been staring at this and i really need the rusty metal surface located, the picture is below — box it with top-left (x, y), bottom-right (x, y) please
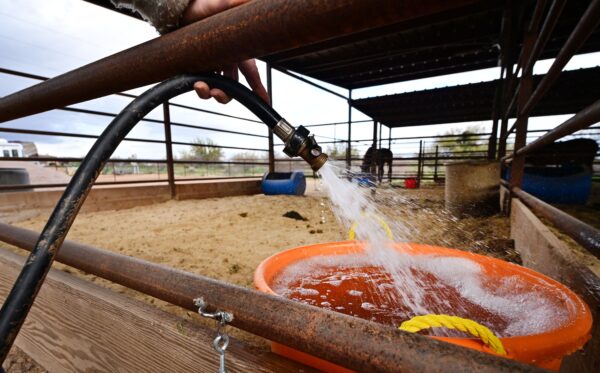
top-left (511, 187), bottom-right (600, 258)
top-left (0, 223), bottom-right (545, 373)
top-left (509, 26), bottom-right (536, 189)
top-left (520, 0), bottom-right (600, 118)
top-left (0, 67), bottom-right (262, 124)
top-left (162, 103), bottom-right (176, 198)
top-left (515, 99), bottom-right (600, 157)
top-left (0, 0), bottom-right (478, 123)
top-left (522, 0), bottom-right (567, 76)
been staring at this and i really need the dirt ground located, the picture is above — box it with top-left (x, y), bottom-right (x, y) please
top-left (2, 183), bottom-right (517, 372)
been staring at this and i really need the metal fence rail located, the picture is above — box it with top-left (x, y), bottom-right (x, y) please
top-left (496, 0), bottom-right (600, 260)
top-left (0, 222), bottom-right (543, 373)
top-left (0, 68), bottom-right (270, 193)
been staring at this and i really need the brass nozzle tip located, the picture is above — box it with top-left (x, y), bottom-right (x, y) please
top-left (310, 153), bottom-right (328, 171)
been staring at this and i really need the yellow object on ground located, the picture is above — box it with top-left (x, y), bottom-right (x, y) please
top-left (348, 213), bottom-right (394, 240)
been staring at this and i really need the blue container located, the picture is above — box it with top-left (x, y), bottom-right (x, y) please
top-left (261, 171), bottom-right (306, 196)
top-left (505, 165), bottom-right (592, 204)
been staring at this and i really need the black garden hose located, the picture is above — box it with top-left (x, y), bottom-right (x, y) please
top-left (0, 74), bottom-right (327, 361)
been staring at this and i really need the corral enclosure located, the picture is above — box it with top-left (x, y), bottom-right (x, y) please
top-left (1, 1), bottom-right (600, 372)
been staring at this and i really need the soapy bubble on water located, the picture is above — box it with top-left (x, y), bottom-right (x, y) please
top-left (273, 250), bottom-right (571, 336)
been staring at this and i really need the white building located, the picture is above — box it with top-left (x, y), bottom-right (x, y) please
top-left (0, 139), bottom-right (24, 158)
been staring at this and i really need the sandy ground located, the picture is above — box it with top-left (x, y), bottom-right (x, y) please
top-left (2, 183), bottom-right (516, 371)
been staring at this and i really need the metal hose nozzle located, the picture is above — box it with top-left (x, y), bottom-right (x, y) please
top-left (273, 120), bottom-right (328, 171)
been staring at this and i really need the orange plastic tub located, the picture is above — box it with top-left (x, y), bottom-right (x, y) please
top-left (254, 241), bottom-right (592, 371)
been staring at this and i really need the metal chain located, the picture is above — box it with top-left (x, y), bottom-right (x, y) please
top-left (194, 297), bottom-right (234, 373)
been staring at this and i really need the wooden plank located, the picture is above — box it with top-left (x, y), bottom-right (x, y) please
top-left (0, 181), bottom-right (262, 224)
top-left (510, 199), bottom-right (600, 373)
top-left (0, 249), bottom-right (311, 373)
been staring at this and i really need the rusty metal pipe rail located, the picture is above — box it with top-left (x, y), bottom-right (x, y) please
top-left (502, 99), bottom-right (600, 162)
top-left (510, 187), bottom-right (600, 258)
top-left (0, 223), bottom-right (542, 373)
top-left (522, 0), bottom-right (566, 76)
top-left (0, 0), bottom-right (479, 123)
top-left (0, 67), bottom-right (262, 124)
top-left (518, 0), bottom-right (600, 123)
top-left (515, 99), bottom-right (600, 157)
top-left (503, 0), bottom-right (600, 138)
top-left (503, 0), bottom-right (566, 122)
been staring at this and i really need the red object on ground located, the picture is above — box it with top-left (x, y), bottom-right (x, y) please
top-left (405, 178), bottom-right (418, 188)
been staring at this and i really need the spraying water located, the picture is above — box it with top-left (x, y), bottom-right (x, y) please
top-left (275, 161), bottom-right (571, 337)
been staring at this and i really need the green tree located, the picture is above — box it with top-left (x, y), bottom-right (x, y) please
top-left (230, 151), bottom-right (267, 161)
top-left (179, 138), bottom-right (223, 161)
top-left (434, 125), bottom-right (487, 155)
top-left (325, 144), bottom-right (359, 159)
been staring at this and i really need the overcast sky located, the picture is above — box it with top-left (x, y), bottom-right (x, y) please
top-left (0, 0), bottom-right (598, 160)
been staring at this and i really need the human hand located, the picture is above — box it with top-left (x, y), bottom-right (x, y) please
top-left (182, 0), bottom-right (269, 104)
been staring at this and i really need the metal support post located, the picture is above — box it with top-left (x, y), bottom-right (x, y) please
top-left (266, 64), bottom-right (275, 173)
top-left (434, 145), bottom-right (439, 182)
top-left (417, 140), bottom-right (423, 187)
top-left (372, 120), bottom-right (378, 148)
top-left (497, 1), bottom-right (516, 159)
top-left (163, 103), bottom-right (176, 198)
top-left (346, 90), bottom-right (352, 169)
top-left (488, 68), bottom-right (504, 160)
top-left (510, 31), bottom-right (535, 189)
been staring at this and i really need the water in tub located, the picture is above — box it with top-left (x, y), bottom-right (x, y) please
top-left (272, 161), bottom-right (571, 338)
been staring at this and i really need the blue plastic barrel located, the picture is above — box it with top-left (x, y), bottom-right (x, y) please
top-left (261, 171), bottom-right (306, 196)
top-left (504, 165), bottom-right (592, 204)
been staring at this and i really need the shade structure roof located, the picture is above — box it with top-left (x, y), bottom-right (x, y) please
top-left (263, 1), bottom-right (600, 89)
top-left (350, 67), bottom-right (600, 128)
top-left (88, 0), bottom-right (600, 91)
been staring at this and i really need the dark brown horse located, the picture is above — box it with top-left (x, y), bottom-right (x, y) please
top-left (525, 138), bottom-right (598, 167)
top-left (361, 146), bottom-right (393, 183)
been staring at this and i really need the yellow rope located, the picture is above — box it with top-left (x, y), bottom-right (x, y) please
top-left (348, 213), bottom-right (394, 240)
top-left (399, 314), bottom-right (507, 355)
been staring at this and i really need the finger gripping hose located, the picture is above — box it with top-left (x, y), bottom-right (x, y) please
top-left (0, 74), bottom-right (324, 361)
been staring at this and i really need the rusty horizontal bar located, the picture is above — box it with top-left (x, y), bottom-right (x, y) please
top-left (515, 99), bottom-right (600, 157)
top-left (0, 67), bottom-right (262, 124)
top-left (1, 156), bottom-right (167, 163)
top-left (0, 127), bottom-right (165, 144)
top-left (0, 176), bottom-right (263, 191)
top-left (0, 0), bottom-right (481, 123)
top-left (511, 187), bottom-right (600, 258)
top-left (502, 99), bottom-right (600, 163)
top-left (0, 223), bottom-right (541, 372)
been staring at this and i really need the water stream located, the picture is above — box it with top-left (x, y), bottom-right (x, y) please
top-left (275, 161), bottom-right (571, 337)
